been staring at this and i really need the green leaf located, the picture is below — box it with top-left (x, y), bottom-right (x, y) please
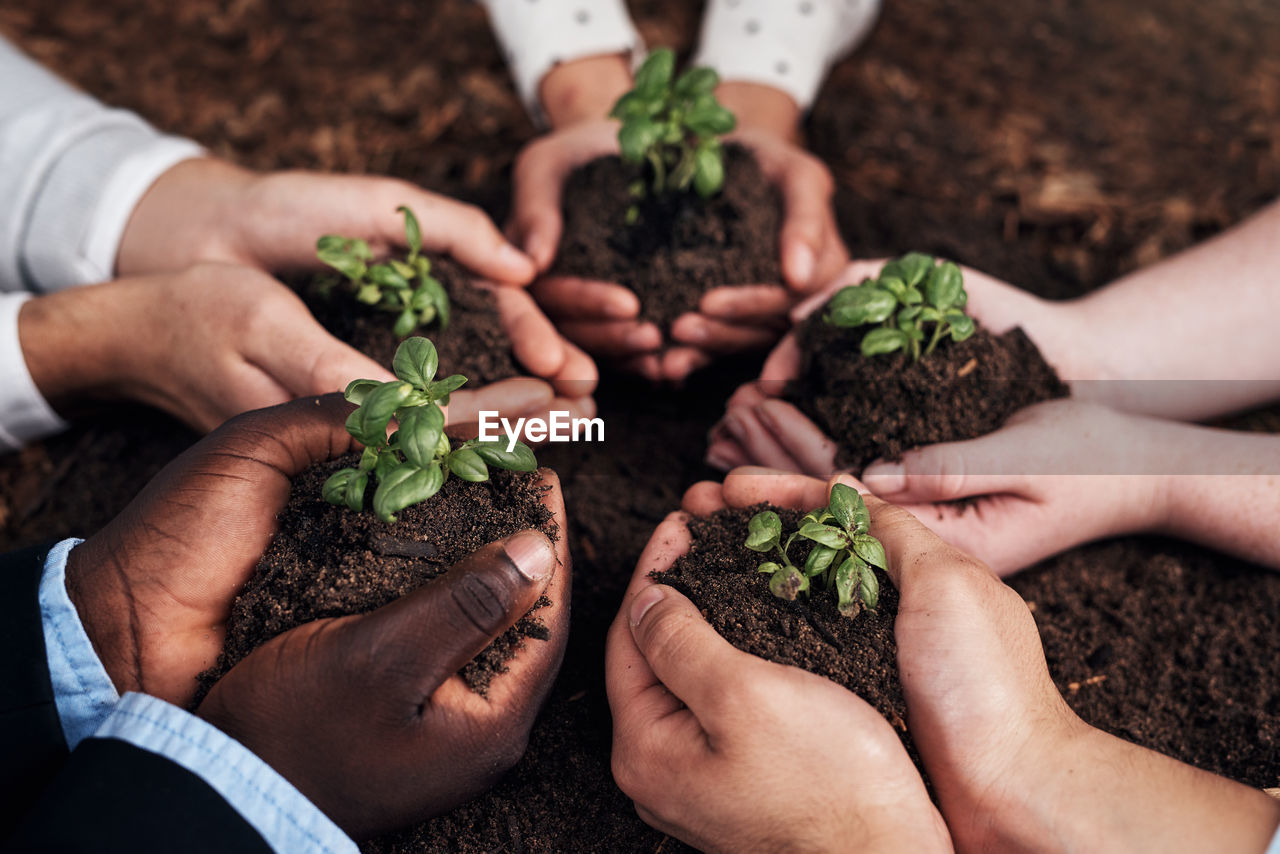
top-left (860, 327), bottom-right (910, 357)
top-left (397, 404), bottom-right (445, 469)
top-left (343, 379), bottom-right (381, 405)
top-left (803, 545), bottom-right (838, 578)
top-left (684, 97), bottom-right (736, 137)
top-left (322, 468), bottom-right (359, 505)
top-left (745, 510), bottom-right (782, 551)
top-left (354, 283), bottom-right (381, 305)
top-left (421, 275), bottom-right (450, 331)
top-left (768, 564), bottom-right (808, 601)
top-left (392, 337), bottom-right (438, 389)
top-left (369, 264), bottom-right (410, 291)
top-left (896, 305), bottom-right (922, 332)
top-left (948, 313), bottom-right (976, 341)
top-left (834, 554), bottom-right (868, 617)
top-left (926, 261), bottom-right (964, 311)
top-left (610, 91), bottom-right (649, 121)
top-left (634, 48), bottom-right (675, 99)
top-left (851, 533), bottom-right (887, 569)
top-left (345, 470), bottom-right (368, 512)
top-left (692, 145), bottom-right (725, 197)
top-left (372, 462), bottom-right (444, 523)
top-left (859, 562), bottom-right (881, 610)
top-left (757, 560), bottom-right (782, 575)
top-left (900, 286), bottom-right (924, 306)
top-left (346, 381), bottom-right (413, 445)
top-left (877, 276), bottom-right (908, 301)
top-left (374, 450), bottom-right (400, 482)
top-left (619, 116), bottom-right (662, 164)
top-left (393, 308), bottom-right (418, 338)
top-left (827, 286), bottom-right (897, 327)
top-left (447, 448), bottom-right (489, 482)
top-left (828, 483), bottom-right (868, 534)
top-left (316, 236), bottom-right (369, 281)
top-left (797, 522), bottom-right (850, 550)
top-left (878, 259), bottom-right (908, 284)
top-left (359, 444), bottom-right (379, 471)
top-left (398, 206), bottom-right (422, 257)
top-left (673, 66), bottom-right (719, 98)
top-left (920, 306), bottom-right (942, 322)
top-left (474, 439), bottom-right (538, 472)
top-left (898, 252), bottom-right (934, 287)
top-left (390, 259), bottom-right (417, 280)
top-left (427, 374), bottom-right (467, 403)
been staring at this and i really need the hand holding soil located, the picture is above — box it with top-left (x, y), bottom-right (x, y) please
top-left (62, 394), bottom-right (360, 708)
top-left (605, 500), bottom-right (950, 854)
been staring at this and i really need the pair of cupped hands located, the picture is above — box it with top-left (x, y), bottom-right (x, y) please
top-left (73, 395), bottom-right (1278, 851)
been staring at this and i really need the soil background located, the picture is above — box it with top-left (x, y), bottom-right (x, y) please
top-left (2, 1), bottom-right (1279, 851)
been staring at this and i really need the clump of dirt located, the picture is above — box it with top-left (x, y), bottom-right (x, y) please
top-left (197, 451), bottom-right (555, 701)
top-left (655, 504), bottom-right (918, 767)
top-left (789, 316), bottom-right (1068, 471)
top-left (299, 255), bottom-right (519, 385)
top-left (553, 145), bottom-right (783, 330)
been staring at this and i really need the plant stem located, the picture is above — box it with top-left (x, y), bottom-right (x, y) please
top-left (924, 321), bottom-right (948, 358)
top-left (647, 150), bottom-right (667, 195)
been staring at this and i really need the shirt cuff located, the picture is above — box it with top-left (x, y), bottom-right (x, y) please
top-left (694, 0), bottom-right (881, 110)
top-left (1267, 821), bottom-right (1280, 854)
top-left (478, 0), bottom-right (644, 123)
top-left (94, 693), bottom-right (358, 854)
top-left (38, 537), bottom-right (118, 748)
top-left (22, 123), bottom-right (205, 292)
top-left (0, 292), bottom-right (67, 451)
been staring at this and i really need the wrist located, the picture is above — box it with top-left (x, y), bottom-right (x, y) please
top-left (17, 286), bottom-right (123, 414)
top-left (539, 54), bottom-right (634, 129)
top-left (716, 82), bottom-right (802, 143)
top-left (858, 799), bottom-right (953, 854)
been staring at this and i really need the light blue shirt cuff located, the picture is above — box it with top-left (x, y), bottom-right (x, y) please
top-left (38, 537), bottom-right (119, 748)
top-left (94, 692), bottom-right (357, 854)
top-left (1267, 821), bottom-right (1280, 854)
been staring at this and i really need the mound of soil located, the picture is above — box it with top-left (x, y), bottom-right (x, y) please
top-left (789, 317), bottom-right (1068, 471)
top-left (299, 255), bottom-right (519, 385)
top-left (196, 451), bottom-right (555, 701)
top-left (655, 505), bottom-right (916, 765)
top-left (553, 145), bottom-right (783, 330)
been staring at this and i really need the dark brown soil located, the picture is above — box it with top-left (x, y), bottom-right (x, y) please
top-left (656, 505), bottom-right (916, 762)
top-left (196, 451), bottom-right (556, 701)
top-left (298, 255), bottom-right (519, 385)
top-left (789, 318), bottom-right (1068, 471)
top-left (553, 145), bottom-right (783, 330)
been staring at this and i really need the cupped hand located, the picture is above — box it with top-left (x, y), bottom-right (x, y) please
top-left (117, 158), bottom-right (536, 285)
top-left (63, 394), bottom-right (359, 707)
top-left (605, 496), bottom-right (951, 852)
top-left (196, 472), bottom-right (571, 840)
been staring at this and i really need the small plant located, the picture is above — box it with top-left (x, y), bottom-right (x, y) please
top-left (316, 206), bottom-right (450, 338)
top-left (610, 47), bottom-right (736, 219)
top-left (744, 484), bottom-right (886, 617)
top-left (824, 253), bottom-right (976, 361)
top-left (323, 337), bottom-right (536, 523)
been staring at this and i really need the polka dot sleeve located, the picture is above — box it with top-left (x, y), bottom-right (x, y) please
top-left (693, 0), bottom-right (882, 110)
top-left (477, 0), bottom-right (644, 124)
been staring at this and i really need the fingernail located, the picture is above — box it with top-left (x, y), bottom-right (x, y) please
top-left (523, 232), bottom-right (552, 270)
top-left (504, 530), bottom-right (553, 582)
top-left (862, 461), bottom-right (905, 494)
top-left (626, 325), bottom-right (658, 349)
top-left (786, 243), bottom-right (815, 287)
top-left (629, 585), bottom-right (666, 628)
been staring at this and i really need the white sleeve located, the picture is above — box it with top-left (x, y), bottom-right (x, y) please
top-left (693, 0), bottom-right (882, 110)
top-left (0, 292), bottom-right (66, 451)
top-left (476, 0), bottom-right (644, 123)
top-left (0, 35), bottom-right (205, 294)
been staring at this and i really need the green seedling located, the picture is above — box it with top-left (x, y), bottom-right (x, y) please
top-left (316, 206), bottom-right (450, 338)
top-left (322, 336), bottom-right (536, 523)
top-left (745, 484), bottom-right (886, 617)
top-left (824, 252), bottom-right (976, 361)
top-left (609, 47), bottom-right (736, 221)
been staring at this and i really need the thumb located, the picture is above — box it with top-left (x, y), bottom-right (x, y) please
top-left (860, 431), bottom-right (1028, 503)
top-left (355, 529), bottom-right (557, 702)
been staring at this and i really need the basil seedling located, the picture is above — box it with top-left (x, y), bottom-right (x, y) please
top-left (316, 206), bottom-right (450, 338)
top-left (824, 252), bottom-right (976, 361)
top-left (745, 484), bottom-right (886, 616)
top-left (323, 336), bottom-right (537, 523)
top-left (609, 47), bottom-right (736, 222)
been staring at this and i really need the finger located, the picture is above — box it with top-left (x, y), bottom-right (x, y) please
top-left (484, 284), bottom-right (569, 379)
top-left (669, 314), bottom-right (781, 353)
top-left (207, 393), bottom-right (360, 480)
top-left (510, 139), bottom-right (573, 270)
top-left (755, 399), bottom-right (840, 477)
top-left (625, 584), bottom-right (752, 723)
top-left (723, 380), bottom-right (770, 414)
top-left (549, 340), bottom-right (599, 398)
top-left (776, 159), bottom-right (837, 292)
top-left (399, 189), bottom-right (536, 284)
top-left (445, 379), bottom-right (556, 435)
top-left (705, 436), bottom-right (752, 472)
top-left (789, 259), bottom-right (886, 323)
top-left (699, 285), bottom-right (792, 324)
top-left (364, 529), bottom-right (557, 700)
top-left (557, 319), bottom-right (662, 357)
top-left (681, 481), bottom-right (728, 515)
top-left (860, 432), bottom-right (1029, 502)
top-left (658, 347), bottom-right (712, 384)
top-left (530, 276), bottom-right (640, 321)
top-left (721, 466), bottom-right (830, 511)
top-left (619, 352), bottom-right (666, 383)
top-left (758, 333), bottom-right (801, 392)
top-left (719, 409), bottom-right (805, 472)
